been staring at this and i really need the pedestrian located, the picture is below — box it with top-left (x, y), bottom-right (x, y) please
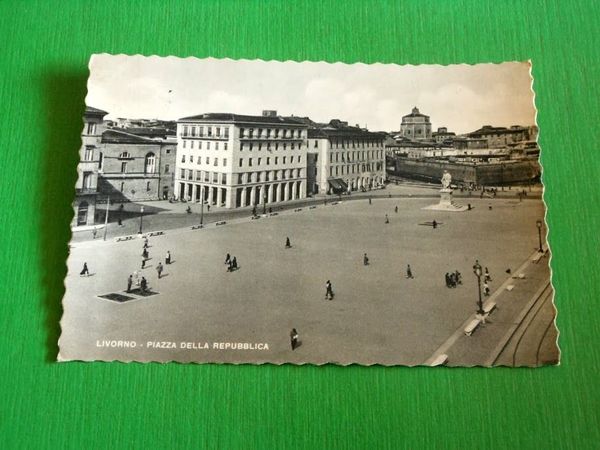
top-left (165, 250), bottom-right (171, 265)
top-left (142, 248), bottom-right (148, 259)
top-left (80, 262), bottom-right (89, 276)
top-left (325, 280), bottom-right (334, 300)
top-left (143, 238), bottom-right (148, 249)
top-left (252, 205), bottom-right (257, 217)
top-left (363, 253), bottom-right (369, 266)
top-left (290, 328), bottom-right (299, 351)
top-left (385, 214), bottom-right (389, 224)
top-left (118, 218), bottom-right (123, 226)
top-left (432, 220), bottom-right (437, 229)
top-left (156, 262), bottom-right (163, 279)
top-left (92, 228), bottom-right (97, 240)
top-left (141, 258), bottom-right (146, 269)
top-left (133, 270), bottom-right (140, 286)
top-left (445, 273), bottom-right (451, 288)
top-left (395, 205), bottom-right (398, 213)
top-left (232, 257), bottom-right (238, 270)
top-left (186, 205), bottom-right (191, 214)
top-left (285, 237), bottom-right (291, 248)
top-left (127, 274), bottom-right (132, 292)
top-left (225, 253), bottom-right (231, 265)
top-left (484, 267), bottom-right (492, 282)
top-left (207, 204), bottom-right (211, 212)
top-left (455, 270), bottom-right (462, 285)
top-left (406, 264), bottom-right (414, 279)
top-left (269, 207), bottom-right (273, 214)
top-left (368, 197), bottom-right (372, 205)
top-left (483, 281), bottom-right (490, 296)
top-left (140, 277), bottom-right (147, 293)
top-left (468, 203), bottom-right (472, 210)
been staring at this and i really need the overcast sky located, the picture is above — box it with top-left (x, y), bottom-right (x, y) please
top-left (87, 55), bottom-right (536, 134)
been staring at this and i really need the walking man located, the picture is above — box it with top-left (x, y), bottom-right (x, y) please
top-left (395, 205), bottom-right (398, 213)
top-left (484, 267), bottom-right (492, 282)
top-left (406, 264), bottom-right (414, 279)
top-left (285, 237), bottom-right (291, 248)
top-left (142, 248), bottom-right (148, 259)
top-left (165, 250), bottom-right (171, 265)
top-left (385, 214), bottom-right (389, 224)
top-left (92, 228), bottom-right (97, 240)
top-left (141, 258), bottom-right (146, 269)
top-left (325, 280), bottom-right (334, 300)
top-left (483, 281), bottom-right (490, 296)
top-left (156, 262), bottom-right (163, 279)
top-left (363, 253), bottom-right (369, 266)
top-left (140, 277), bottom-right (147, 293)
top-left (432, 220), bottom-right (437, 229)
top-left (225, 253), bottom-right (231, 265)
top-left (127, 274), bottom-right (132, 292)
top-left (232, 257), bottom-right (238, 270)
top-left (80, 262), bottom-right (89, 276)
top-left (369, 197), bottom-right (372, 205)
top-left (290, 328), bottom-right (299, 351)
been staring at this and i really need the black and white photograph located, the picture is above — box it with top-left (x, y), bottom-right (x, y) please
top-left (59, 55), bottom-right (558, 366)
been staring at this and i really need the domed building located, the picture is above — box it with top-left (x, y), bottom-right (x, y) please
top-left (400, 107), bottom-right (432, 140)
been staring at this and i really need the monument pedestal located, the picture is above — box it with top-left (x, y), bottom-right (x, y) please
top-left (422, 188), bottom-right (468, 212)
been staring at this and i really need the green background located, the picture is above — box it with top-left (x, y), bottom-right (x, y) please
top-left (1, 0), bottom-right (598, 448)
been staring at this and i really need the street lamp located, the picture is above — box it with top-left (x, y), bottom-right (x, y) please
top-left (473, 260), bottom-right (484, 316)
top-left (536, 219), bottom-right (543, 253)
top-left (200, 186), bottom-right (204, 227)
top-left (138, 206), bottom-right (144, 234)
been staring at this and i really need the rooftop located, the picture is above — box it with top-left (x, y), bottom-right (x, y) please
top-left (85, 106), bottom-right (109, 116)
top-left (178, 112), bottom-right (307, 126)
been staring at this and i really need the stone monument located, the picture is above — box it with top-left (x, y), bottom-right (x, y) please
top-left (423, 170), bottom-right (468, 212)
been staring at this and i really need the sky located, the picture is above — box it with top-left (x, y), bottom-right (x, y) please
top-left (87, 55), bottom-right (537, 134)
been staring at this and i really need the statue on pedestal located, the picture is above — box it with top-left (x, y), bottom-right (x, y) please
top-left (441, 170), bottom-right (452, 190)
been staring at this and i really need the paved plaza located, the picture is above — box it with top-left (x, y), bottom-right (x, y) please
top-left (59, 194), bottom-right (555, 366)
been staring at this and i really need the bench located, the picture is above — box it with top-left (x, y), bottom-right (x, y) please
top-left (464, 319), bottom-right (480, 336)
top-left (294, 208), bottom-right (303, 212)
top-left (215, 221), bottom-right (227, 226)
top-left (147, 230), bottom-right (165, 237)
top-left (190, 225), bottom-right (203, 230)
top-left (483, 302), bottom-right (497, 314)
top-left (430, 353), bottom-right (448, 366)
top-left (309, 206), bottom-right (317, 210)
top-left (251, 216), bottom-right (261, 220)
top-left (269, 212), bottom-right (279, 216)
top-left (115, 235), bottom-right (136, 242)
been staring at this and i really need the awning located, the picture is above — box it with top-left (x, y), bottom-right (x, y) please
top-left (328, 178), bottom-right (348, 192)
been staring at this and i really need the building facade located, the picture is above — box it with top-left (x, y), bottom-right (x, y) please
top-left (307, 120), bottom-right (386, 195)
top-left (98, 129), bottom-right (176, 202)
top-left (466, 125), bottom-right (533, 147)
top-left (175, 112), bottom-right (308, 209)
top-left (399, 107), bottom-right (432, 140)
top-left (72, 106), bottom-right (108, 226)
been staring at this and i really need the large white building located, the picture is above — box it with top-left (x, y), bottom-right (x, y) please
top-left (306, 120), bottom-right (386, 194)
top-left (175, 112), bottom-right (308, 208)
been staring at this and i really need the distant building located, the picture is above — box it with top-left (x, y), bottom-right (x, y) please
top-left (399, 107), bottom-right (432, 140)
top-left (307, 120), bottom-right (386, 195)
top-left (98, 129), bottom-right (176, 202)
top-left (175, 112), bottom-right (308, 208)
top-left (73, 106), bottom-right (108, 227)
top-left (466, 125), bottom-right (532, 147)
top-left (432, 127), bottom-right (456, 144)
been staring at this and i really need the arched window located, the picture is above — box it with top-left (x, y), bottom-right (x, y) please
top-left (145, 153), bottom-right (156, 174)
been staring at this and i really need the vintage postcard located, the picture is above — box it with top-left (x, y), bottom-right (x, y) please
top-left (58, 55), bottom-right (558, 366)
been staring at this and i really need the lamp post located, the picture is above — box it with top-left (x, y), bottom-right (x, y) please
top-left (536, 219), bottom-right (543, 253)
top-left (200, 186), bottom-right (204, 227)
top-left (138, 206), bottom-right (144, 234)
top-left (473, 260), bottom-right (484, 316)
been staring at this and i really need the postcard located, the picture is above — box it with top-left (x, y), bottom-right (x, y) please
top-left (59, 55), bottom-right (558, 366)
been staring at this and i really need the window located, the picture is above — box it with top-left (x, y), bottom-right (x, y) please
top-left (191, 141), bottom-right (195, 149)
top-left (222, 174), bottom-right (227, 184)
top-left (198, 141), bottom-right (202, 150)
top-left (181, 154), bottom-right (186, 163)
top-left (146, 181), bottom-right (151, 191)
top-left (257, 158), bottom-right (262, 165)
top-left (191, 126), bottom-right (196, 137)
top-left (249, 158), bottom-right (253, 167)
top-left (188, 170), bottom-right (193, 180)
top-left (145, 153), bottom-right (156, 174)
top-left (239, 127), bottom-right (245, 137)
top-left (82, 172), bottom-right (92, 189)
top-left (291, 143), bottom-right (295, 150)
top-left (283, 156), bottom-right (286, 164)
top-left (238, 173), bottom-right (243, 184)
top-left (120, 182), bottom-right (124, 192)
top-left (166, 149), bottom-right (171, 154)
top-left (223, 158), bottom-right (227, 166)
top-left (258, 143), bottom-right (262, 151)
top-left (199, 126), bottom-right (204, 136)
top-left (183, 125), bottom-right (189, 137)
top-left (215, 142), bottom-right (219, 150)
top-left (224, 143), bottom-right (228, 150)
top-left (275, 157), bottom-right (279, 164)
top-left (267, 157), bottom-right (270, 165)
top-left (121, 162), bottom-right (127, 173)
top-left (190, 155), bottom-right (194, 163)
top-left (239, 158), bottom-right (243, 167)
top-left (86, 122), bottom-right (96, 135)
top-left (207, 142), bottom-right (211, 150)
top-left (213, 172), bottom-right (218, 183)
top-left (290, 156), bottom-right (294, 163)
top-left (206, 157), bottom-right (210, 164)
top-left (84, 146), bottom-right (94, 161)
top-left (180, 169), bottom-right (185, 178)
top-left (224, 127), bottom-right (229, 138)
top-left (213, 158), bottom-right (218, 166)
top-left (216, 127), bottom-right (221, 137)
top-left (249, 143), bottom-right (253, 151)
top-left (98, 152), bottom-right (103, 170)
top-left (183, 140), bottom-right (187, 149)
top-left (207, 127), bottom-right (212, 137)
top-left (196, 171), bottom-right (202, 181)
top-left (119, 152), bottom-right (130, 159)
top-left (164, 164), bottom-right (170, 174)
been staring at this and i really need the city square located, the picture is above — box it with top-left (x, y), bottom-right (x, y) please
top-left (60, 189), bottom-right (555, 366)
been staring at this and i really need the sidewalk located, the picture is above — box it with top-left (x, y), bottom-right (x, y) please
top-left (424, 248), bottom-right (553, 367)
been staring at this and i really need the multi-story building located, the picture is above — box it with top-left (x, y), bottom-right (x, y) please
top-left (432, 126), bottom-right (456, 144)
top-left (72, 106), bottom-right (108, 226)
top-left (97, 129), bottom-right (176, 202)
top-left (466, 125), bottom-right (533, 147)
top-left (399, 107), bottom-right (432, 141)
top-left (307, 120), bottom-right (386, 194)
top-left (175, 111), bottom-right (308, 208)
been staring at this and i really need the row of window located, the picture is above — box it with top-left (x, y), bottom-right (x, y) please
top-left (326, 140), bottom-right (383, 149)
top-left (181, 125), bottom-right (230, 138)
top-left (239, 127), bottom-right (303, 139)
top-left (181, 154), bottom-right (227, 166)
top-left (182, 140), bottom-right (228, 150)
top-left (328, 162), bottom-right (383, 177)
top-left (180, 154), bottom-right (303, 167)
top-left (329, 149), bottom-right (384, 163)
top-left (178, 168), bottom-right (304, 184)
top-left (240, 141), bottom-right (303, 151)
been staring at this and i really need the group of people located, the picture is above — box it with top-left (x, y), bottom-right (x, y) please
top-left (224, 253), bottom-right (239, 272)
top-left (445, 271), bottom-right (462, 288)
